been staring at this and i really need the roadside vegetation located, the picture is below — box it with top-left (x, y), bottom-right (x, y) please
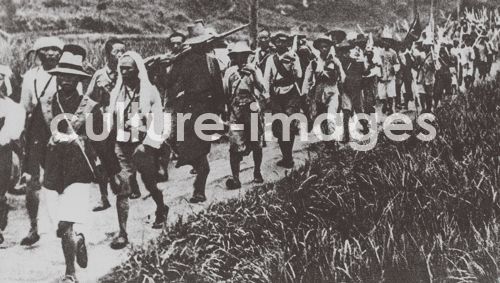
top-left (101, 82), bottom-right (500, 282)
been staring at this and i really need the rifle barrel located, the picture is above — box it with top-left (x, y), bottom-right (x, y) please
top-left (146, 23), bottom-right (249, 68)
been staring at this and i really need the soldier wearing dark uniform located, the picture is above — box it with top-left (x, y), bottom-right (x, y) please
top-left (166, 28), bottom-right (225, 204)
top-left (254, 29), bottom-right (273, 73)
top-left (303, 35), bottom-right (345, 135)
top-left (223, 42), bottom-right (266, 190)
top-left (339, 35), bottom-right (367, 142)
top-left (264, 32), bottom-right (303, 168)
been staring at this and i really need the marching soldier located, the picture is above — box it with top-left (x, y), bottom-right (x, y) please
top-left (223, 42), bottom-right (266, 190)
top-left (340, 34), bottom-right (367, 142)
top-left (0, 65), bottom-right (25, 245)
top-left (156, 31), bottom-right (188, 180)
top-left (378, 34), bottom-right (400, 115)
top-left (86, 38), bottom-right (125, 211)
top-left (263, 32), bottom-right (302, 168)
top-left (108, 51), bottom-right (169, 249)
top-left (166, 24), bottom-right (225, 203)
top-left (42, 44), bottom-right (111, 283)
top-left (460, 34), bottom-right (475, 91)
top-left (419, 38), bottom-right (436, 113)
top-left (254, 29), bottom-right (273, 72)
top-left (18, 36), bottom-right (64, 246)
top-left (302, 35), bottom-right (345, 135)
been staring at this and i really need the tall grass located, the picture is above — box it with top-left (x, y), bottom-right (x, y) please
top-left (102, 82), bottom-right (500, 282)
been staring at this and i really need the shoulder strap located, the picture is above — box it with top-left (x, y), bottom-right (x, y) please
top-left (72, 96), bottom-right (99, 133)
top-left (40, 91), bottom-right (55, 126)
top-left (273, 54), bottom-right (294, 81)
top-left (34, 75), bottom-right (54, 103)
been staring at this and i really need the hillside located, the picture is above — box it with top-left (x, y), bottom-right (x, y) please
top-left (2, 0), bottom-right (500, 36)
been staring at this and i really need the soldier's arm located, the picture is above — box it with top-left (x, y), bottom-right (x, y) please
top-left (20, 70), bottom-right (34, 113)
top-left (293, 53), bottom-right (303, 80)
top-left (332, 56), bottom-right (346, 83)
top-left (143, 86), bottom-right (167, 149)
top-left (263, 56), bottom-right (274, 97)
top-left (253, 68), bottom-right (266, 96)
top-left (85, 71), bottom-right (100, 103)
top-left (301, 61), bottom-right (314, 97)
top-left (87, 106), bottom-right (120, 176)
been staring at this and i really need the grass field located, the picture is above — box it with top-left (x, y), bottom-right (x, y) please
top-left (100, 82), bottom-right (500, 282)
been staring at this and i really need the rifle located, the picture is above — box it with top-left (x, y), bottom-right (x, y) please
top-left (145, 23), bottom-right (249, 71)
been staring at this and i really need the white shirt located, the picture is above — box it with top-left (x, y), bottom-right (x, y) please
top-left (263, 51), bottom-right (302, 96)
top-left (0, 96), bottom-right (26, 145)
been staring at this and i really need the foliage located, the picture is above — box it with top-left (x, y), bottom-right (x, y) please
top-left (102, 83), bottom-right (500, 282)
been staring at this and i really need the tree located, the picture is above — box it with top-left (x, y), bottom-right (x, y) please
top-left (3, 0), bottom-right (17, 32)
top-left (248, 0), bottom-right (258, 48)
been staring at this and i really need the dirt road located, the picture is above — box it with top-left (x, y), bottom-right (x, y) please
top-left (0, 135), bottom-right (323, 283)
top-left (0, 95), bottom-right (431, 283)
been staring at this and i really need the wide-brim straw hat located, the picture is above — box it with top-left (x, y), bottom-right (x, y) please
top-left (185, 20), bottom-right (213, 45)
top-left (32, 36), bottom-right (64, 52)
top-left (326, 29), bottom-right (347, 43)
top-left (272, 32), bottom-right (291, 43)
top-left (168, 32), bottom-right (186, 44)
top-left (228, 41), bottom-right (253, 56)
top-left (184, 34), bottom-right (213, 45)
top-left (350, 33), bottom-right (368, 48)
top-left (313, 35), bottom-right (334, 49)
top-left (48, 44), bottom-right (91, 78)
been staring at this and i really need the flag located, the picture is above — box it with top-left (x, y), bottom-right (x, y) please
top-left (404, 13), bottom-right (422, 48)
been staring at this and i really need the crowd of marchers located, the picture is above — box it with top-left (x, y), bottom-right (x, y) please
top-left (0, 8), bottom-right (499, 282)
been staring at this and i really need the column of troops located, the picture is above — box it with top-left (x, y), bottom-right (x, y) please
top-left (0, 12), bottom-right (499, 282)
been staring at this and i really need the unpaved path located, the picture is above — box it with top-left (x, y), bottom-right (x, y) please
top-left (0, 136), bottom-right (322, 283)
top-left (0, 91), bottom-right (434, 283)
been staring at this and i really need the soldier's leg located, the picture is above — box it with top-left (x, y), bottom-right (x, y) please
top-left (59, 221), bottom-right (87, 279)
top-left (424, 84), bottom-right (434, 112)
top-left (93, 181), bottom-right (111, 212)
top-left (58, 221), bottom-right (77, 277)
top-left (110, 143), bottom-right (134, 249)
top-left (252, 144), bottom-right (263, 183)
top-left (190, 154), bottom-right (210, 203)
top-left (227, 151), bottom-right (242, 190)
top-left (0, 145), bottom-right (12, 244)
top-left (132, 145), bottom-right (167, 228)
top-left (21, 143), bottom-right (42, 245)
top-left (158, 142), bottom-right (171, 182)
top-left (395, 79), bottom-right (402, 109)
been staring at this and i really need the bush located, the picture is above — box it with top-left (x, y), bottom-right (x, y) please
top-left (42, 0), bottom-right (69, 9)
top-left (102, 82), bottom-right (500, 282)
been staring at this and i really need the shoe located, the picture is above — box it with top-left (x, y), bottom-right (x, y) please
top-left (20, 230), bottom-right (40, 246)
top-left (61, 275), bottom-right (78, 283)
top-left (226, 178), bottom-right (242, 190)
top-left (75, 233), bottom-right (87, 268)
top-left (110, 234), bottom-right (128, 250)
top-left (253, 172), bottom-right (264, 184)
top-left (129, 191), bottom-right (141, 200)
top-left (277, 159), bottom-right (294, 169)
top-left (92, 199), bottom-right (111, 212)
top-left (152, 205), bottom-right (169, 229)
top-left (0, 233), bottom-right (4, 245)
top-left (189, 195), bottom-right (207, 204)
